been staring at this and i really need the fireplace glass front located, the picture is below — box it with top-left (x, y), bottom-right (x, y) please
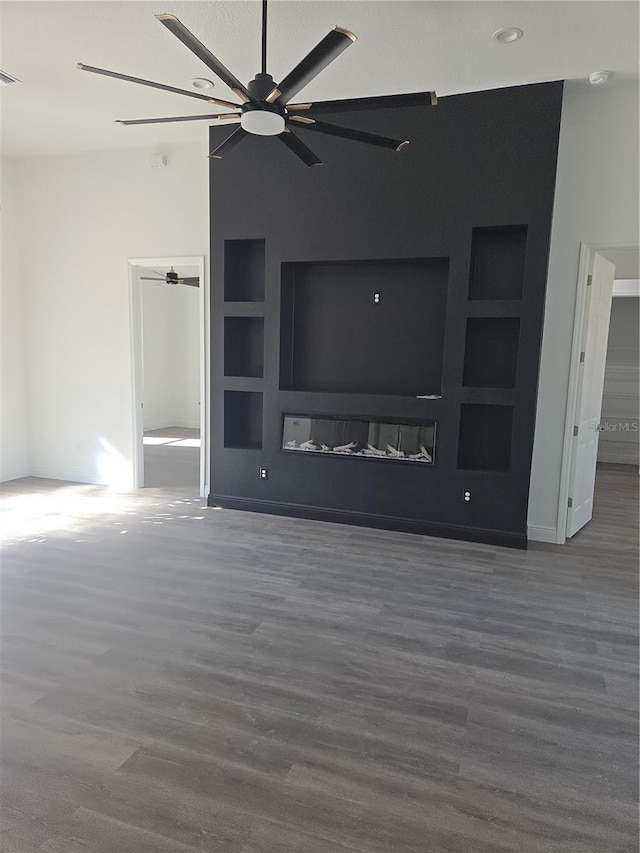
top-left (282, 415), bottom-right (435, 464)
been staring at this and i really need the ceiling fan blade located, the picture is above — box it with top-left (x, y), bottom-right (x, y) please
top-left (265, 26), bottom-right (356, 105)
top-left (180, 278), bottom-right (200, 287)
top-left (155, 14), bottom-right (253, 104)
top-left (116, 113), bottom-right (241, 127)
top-left (287, 90), bottom-right (438, 115)
top-left (278, 128), bottom-right (323, 166)
top-left (140, 276), bottom-right (166, 281)
top-left (289, 116), bottom-right (408, 151)
top-left (76, 63), bottom-right (239, 109)
top-left (209, 126), bottom-right (248, 159)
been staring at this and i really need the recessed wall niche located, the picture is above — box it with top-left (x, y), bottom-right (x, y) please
top-left (224, 239), bottom-right (265, 302)
top-left (280, 257), bottom-right (449, 396)
top-left (224, 317), bottom-right (264, 378)
top-left (224, 390), bottom-right (263, 450)
top-left (469, 225), bottom-right (527, 300)
top-left (463, 317), bottom-right (520, 388)
top-left (457, 404), bottom-right (513, 472)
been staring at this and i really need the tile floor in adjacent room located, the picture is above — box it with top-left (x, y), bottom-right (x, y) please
top-left (0, 464), bottom-right (637, 852)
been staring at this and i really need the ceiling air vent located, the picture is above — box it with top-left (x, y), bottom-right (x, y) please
top-left (0, 70), bottom-right (20, 86)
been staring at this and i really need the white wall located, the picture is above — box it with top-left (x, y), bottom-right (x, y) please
top-left (17, 143), bottom-right (208, 486)
top-left (171, 283), bottom-right (200, 429)
top-left (142, 280), bottom-right (200, 431)
top-left (141, 280), bottom-right (175, 431)
top-left (0, 156), bottom-right (29, 482)
top-left (528, 80), bottom-right (640, 541)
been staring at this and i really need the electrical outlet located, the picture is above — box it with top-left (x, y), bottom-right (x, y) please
top-left (373, 292), bottom-right (381, 304)
top-left (260, 468), bottom-right (268, 480)
top-left (463, 490), bottom-right (471, 502)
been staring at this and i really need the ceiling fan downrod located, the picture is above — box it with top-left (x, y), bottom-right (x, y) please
top-left (246, 0), bottom-right (277, 105)
top-left (261, 0), bottom-right (268, 75)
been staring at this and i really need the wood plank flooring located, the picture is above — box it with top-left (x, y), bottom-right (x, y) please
top-left (1, 464), bottom-right (637, 852)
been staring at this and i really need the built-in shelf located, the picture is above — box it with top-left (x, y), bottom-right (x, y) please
top-left (224, 317), bottom-right (264, 378)
top-left (457, 404), bottom-right (513, 472)
top-left (469, 225), bottom-right (527, 301)
top-left (463, 317), bottom-right (520, 388)
top-left (224, 390), bottom-right (263, 450)
top-left (465, 300), bottom-right (522, 318)
top-left (222, 302), bottom-right (265, 317)
top-left (224, 239), bottom-right (265, 302)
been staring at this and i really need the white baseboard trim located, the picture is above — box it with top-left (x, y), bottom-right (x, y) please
top-left (0, 465), bottom-right (30, 484)
top-left (28, 466), bottom-right (133, 487)
top-left (527, 524), bottom-right (559, 544)
top-left (143, 421), bottom-right (175, 432)
top-left (173, 419), bottom-right (200, 430)
top-left (144, 420), bottom-right (200, 432)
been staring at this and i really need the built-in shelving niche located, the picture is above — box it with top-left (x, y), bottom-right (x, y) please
top-left (463, 317), bottom-right (521, 388)
top-left (469, 225), bottom-right (527, 300)
top-left (224, 239), bottom-right (265, 302)
top-left (224, 317), bottom-right (264, 378)
top-left (224, 390), bottom-right (263, 450)
top-left (457, 404), bottom-right (513, 472)
top-left (280, 257), bottom-right (449, 396)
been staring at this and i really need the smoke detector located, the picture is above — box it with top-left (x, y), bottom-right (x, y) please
top-left (589, 71), bottom-right (609, 86)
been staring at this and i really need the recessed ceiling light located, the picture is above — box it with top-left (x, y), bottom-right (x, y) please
top-left (491, 27), bottom-right (523, 44)
top-left (0, 70), bottom-right (20, 86)
top-left (191, 78), bottom-right (214, 90)
top-left (589, 71), bottom-right (609, 86)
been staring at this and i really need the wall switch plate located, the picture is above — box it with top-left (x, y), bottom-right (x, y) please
top-left (463, 490), bottom-right (471, 502)
top-left (260, 468), bottom-right (268, 480)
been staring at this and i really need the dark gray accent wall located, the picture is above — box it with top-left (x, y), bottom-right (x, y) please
top-left (209, 81), bottom-right (564, 548)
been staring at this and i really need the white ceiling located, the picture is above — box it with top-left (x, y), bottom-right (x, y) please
top-left (600, 248), bottom-right (640, 280)
top-left (1, 1), bottom-right (638, 157)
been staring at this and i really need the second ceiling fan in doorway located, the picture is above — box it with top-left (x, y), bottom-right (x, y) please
top-left (141, 267), bottom-right (200, 288)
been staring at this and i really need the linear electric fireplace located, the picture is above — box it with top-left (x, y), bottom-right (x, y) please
top-left (282, 414), bottom-right (435, 464)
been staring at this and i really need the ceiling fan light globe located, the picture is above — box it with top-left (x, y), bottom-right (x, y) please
top-left (241, 110), bottom-right (285, 136)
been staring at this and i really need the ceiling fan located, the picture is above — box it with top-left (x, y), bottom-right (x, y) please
top-left (141, 267), bottom-right (199, 288)
top-left (77, 1), bottom-right (437, 166)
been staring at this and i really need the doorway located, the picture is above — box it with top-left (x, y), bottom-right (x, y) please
top-left (560, 244), bottom-right (639, 541)
top-left (128, 256), bottom-right (209, 497)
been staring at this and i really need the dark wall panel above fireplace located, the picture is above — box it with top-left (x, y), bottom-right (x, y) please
top-left (208, 81), bottom-right (564, 548)
top-left (280, 257), bottom-right (449, 396)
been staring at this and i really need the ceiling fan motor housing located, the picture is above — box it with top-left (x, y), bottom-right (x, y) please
top-left (241, 76), bottom-right (286, 135)
top-left (247, 72), bottom-right (279, 101)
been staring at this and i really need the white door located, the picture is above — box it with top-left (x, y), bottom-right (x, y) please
top-left (566, 253), bottom-right (616, 537)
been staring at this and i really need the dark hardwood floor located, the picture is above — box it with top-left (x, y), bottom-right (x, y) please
top-left (1, 463), bottom-right (637, 852)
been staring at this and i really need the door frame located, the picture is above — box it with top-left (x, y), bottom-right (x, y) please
top-left (556, 241), bottom-right (636, 543)
top-left (127, 255), bottom-right (210, 497)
